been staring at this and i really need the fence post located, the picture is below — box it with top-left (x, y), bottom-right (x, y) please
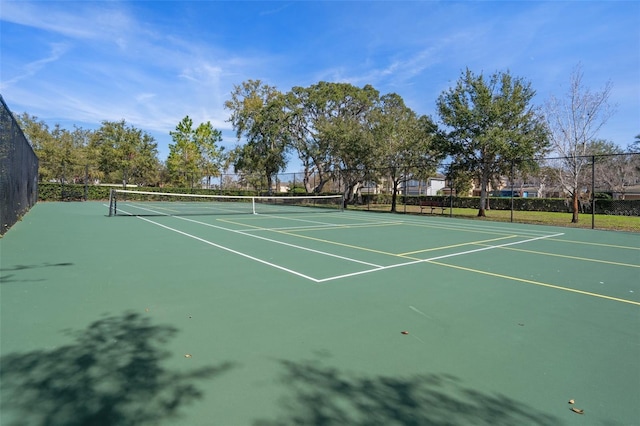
top-left (510, 161), bottom-right (515, 223)
top-left (403, 172), bottom-right (407, 214)
top-left (84, 164), bottom-right (89, 201)
top-left (591, 155), bottom-right (595, 229)
top-left (448, 174), bottom-right (454, 218)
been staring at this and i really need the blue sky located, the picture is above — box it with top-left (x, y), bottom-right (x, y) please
top-left (1, 1), bottom-right (638, 171)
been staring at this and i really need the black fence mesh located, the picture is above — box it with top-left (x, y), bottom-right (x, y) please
top-left (35, 151), bottom-right (640, 231)
top-left (0, 95), bottom-right (39, 235)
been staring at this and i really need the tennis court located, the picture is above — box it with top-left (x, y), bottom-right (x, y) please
top-left (1, 199), bottom-right (638, 425)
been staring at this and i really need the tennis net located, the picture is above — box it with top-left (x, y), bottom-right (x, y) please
top-left (108, 189), bottom-right (344, 217)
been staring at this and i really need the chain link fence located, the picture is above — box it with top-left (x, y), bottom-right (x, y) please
top-left (0, 96), bottom-right (39, 235)
top-left (36, 152), bottom-right (640, 231)
top-left (325, 154), bottom-right (640, 231)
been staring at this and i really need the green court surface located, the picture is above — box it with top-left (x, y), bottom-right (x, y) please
top-left (1, 201), bottom-right (638, 425)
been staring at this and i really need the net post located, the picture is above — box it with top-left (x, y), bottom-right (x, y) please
top-left (108, 189), bottom-right (116, 216)
top-left (340, 194), bottom-right (345, 212)
top-left (252, 197), bottom-right (257, 214)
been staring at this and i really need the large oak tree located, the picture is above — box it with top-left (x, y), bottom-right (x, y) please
top-left (286, 82), bottom-right (379, 195)
top-left (90, 120), bottom-right (160, 187)
top-left (437, 69), bottom-right (548, 216)
top-left (225, 80), bottom-right (290, 193)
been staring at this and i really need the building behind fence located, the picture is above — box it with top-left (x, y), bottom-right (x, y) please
top-left (0, 95), bottom-right (39, 235)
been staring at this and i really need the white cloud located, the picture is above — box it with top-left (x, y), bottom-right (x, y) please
top-left (0, 42), bottom-right (69, 89)
top-left (0, 1), bottom-right (136, 42)
top-left (2, 0), bottom-right (637, 161)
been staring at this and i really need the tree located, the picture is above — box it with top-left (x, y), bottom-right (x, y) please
top-left (286, 83), bottom-right (332, 193)
top-left (225, 80), bottom-right (290, 194)
top-left (629, 135), bottom-right (640, 178)
top-left (630, 134), bottom-right (640, 153)
top-left (286, 82), bottom-right (379, 194)
top-left (15, 114), bottom-right (55, 182)
top-left (372, 94), bottom-right (442, 212)
top-left (50, 125), bottom-right (92, 184)
top-left (588, 140), bottom-right (637, 200)
top-left (312, 84), bottom-right (381, 202)
top-left (437, 69), bottom-right (548, 216)
top-left (545, 64), bottom-right (616, 222)
top-left (167, 116), bottom-right (225, 188)
top-left (15, 113), bottom-right (90, 183)
top-left (90, 120), bottom-right (160, 186)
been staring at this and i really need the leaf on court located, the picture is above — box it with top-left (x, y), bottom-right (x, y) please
top-left (184, 354), bottom-right (192, 358)
top-left (401, 331), bottom-right (409, 335)
top-left (568, 399), bottom-right (575, 404)
top-left (570, 407), bottom-right (584, 414)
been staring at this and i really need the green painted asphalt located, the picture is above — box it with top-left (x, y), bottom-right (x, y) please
top-left (1, 202), bottom-right (638, 425)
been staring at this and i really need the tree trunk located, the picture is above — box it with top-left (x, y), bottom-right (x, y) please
top-left (266, 174), bottom-right (273, 195)
top-left (391, 182), bottom-right (398, 213)
top-left (478, 176), bottom-right (487, 217)
top-left (303, 169), bottom-right (312, 193)
top-left (571, 191), bottom-right (579, 223)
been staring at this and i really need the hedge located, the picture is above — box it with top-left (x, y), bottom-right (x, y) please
top-left (360, 194), bottom-right (640, 216)
top-left (38, 183), bottom-right (339, 201)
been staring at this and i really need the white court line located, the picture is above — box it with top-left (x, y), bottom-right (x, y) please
top-left (252, 213), bottom-right (344, 227)
top-left (343, 210), bottom-right (560, 237)
top-left (174, 215), bottom-right (383, 268)
top-left (409, 305), bottom-right (433, 319)
top-left (134, 215), bottom-right (323, 282)
top-left (111, 204), bottom-right (564, 283)
top-left (316, 232), bottom-right (565, 283)
top-left (230, 220), bottom-right (403, 233)
top-left (117, 204), bottom-right (382, 271)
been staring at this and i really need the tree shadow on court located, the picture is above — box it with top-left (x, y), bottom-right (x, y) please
top-left (255, 359), bottom-right (560, 426)
top-left (0, 262), bottom-right (73, 284)
top-left (0, 311), bottom-right (235, 425)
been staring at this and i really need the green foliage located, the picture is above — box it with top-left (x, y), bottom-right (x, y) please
top-left (167, 116), bottom-right (225, 188)
top-left (38, 183), bottom-right (111, 201)
top-left (225, 80), bottom-right (290, 193)
top-left (37, 183), bottom-right (265, 201)
top-left (437, 68), bottom-right (549, 216)
top-left (286, 82), bottom-right (382, 195)
top-left (372, 94), bottom-right (443, 212)
top-left (89, 120), bottom-right (160, 186)
top-left (16, 114), bottom-right (91, 183)
top-left (287, 185), bottom-right (307, 195)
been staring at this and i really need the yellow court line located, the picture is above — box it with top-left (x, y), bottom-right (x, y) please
top-left (217, 218), bottom-right (402, 233)
top-left (404, 221), bottom-right (521, 237)
top-left (218, 218), bottom-right (407, 258)
top-left (287, 222), bottom-right (403, 232)
top-left (216, 218), bottom-right (261, 229)
top-left (399, 235), bottom-right (518, 256)
top-left (427, 260), bottom-right (640, 306)
top-left (549, 238), bottom-right (640, 251)
top-left (478, 244), bottom-right (640, 268)
top-left (277, 230), bottom-right (409, 258)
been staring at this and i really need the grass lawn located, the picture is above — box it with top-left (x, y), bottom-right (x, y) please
top-left (350, 205), bottom-right (640, 232)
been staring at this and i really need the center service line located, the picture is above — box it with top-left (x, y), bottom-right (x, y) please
top-left (316, 232), bottom-right (565, 283)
